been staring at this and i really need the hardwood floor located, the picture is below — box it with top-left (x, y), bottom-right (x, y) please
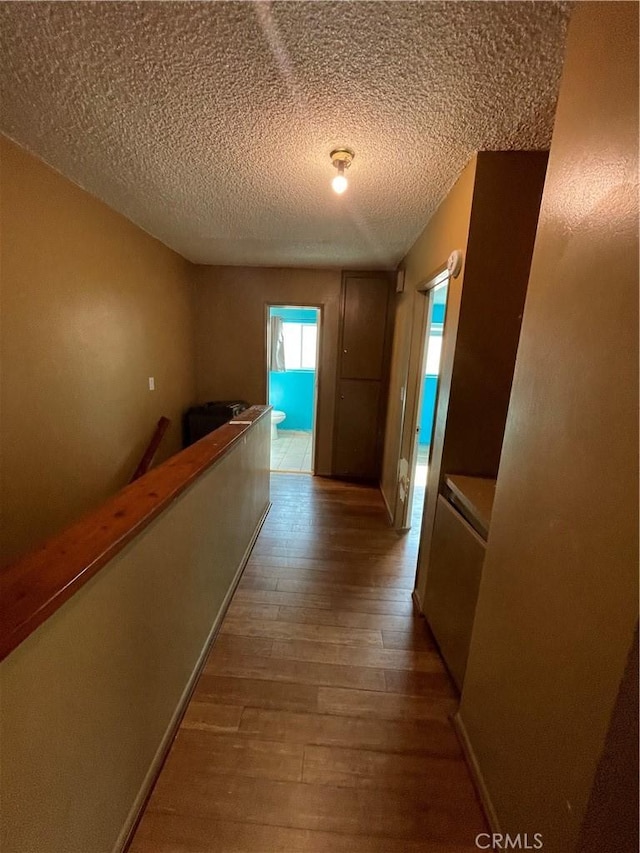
top-left (129, 474), bottom-right (487, 852)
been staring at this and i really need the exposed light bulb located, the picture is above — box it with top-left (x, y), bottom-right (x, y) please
top-left (332, 172), bottom-right (348, 194)
top-left (329, 148), bottom-right (354, 195)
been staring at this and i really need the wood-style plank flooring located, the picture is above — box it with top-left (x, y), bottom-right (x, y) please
top-left (129, 474), bottom-right (487, 852)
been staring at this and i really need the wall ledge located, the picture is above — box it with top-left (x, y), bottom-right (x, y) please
top-left (0, 405), bottom-right (271, 662)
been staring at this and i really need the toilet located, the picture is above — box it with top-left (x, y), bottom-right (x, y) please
top-left (271, 409), bottom-right (286, 440)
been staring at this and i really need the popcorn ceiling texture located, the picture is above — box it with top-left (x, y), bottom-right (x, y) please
top-left (0, 1), bottom-right (570, 268)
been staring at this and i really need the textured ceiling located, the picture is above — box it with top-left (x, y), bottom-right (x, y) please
top-left (0, 1), bottom-right (571, 269)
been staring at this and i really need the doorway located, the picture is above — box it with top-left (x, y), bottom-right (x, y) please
top-left (266, 305), bottom-right (320, 473)
top-left (398, 272), bottom-right (450, 530)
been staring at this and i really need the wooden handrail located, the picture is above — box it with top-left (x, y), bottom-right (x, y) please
top-left (0, 405), bottom-right (271, 662)
top-left (129, 416), bottom-right (171, 483)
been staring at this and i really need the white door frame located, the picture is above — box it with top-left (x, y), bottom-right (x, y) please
top-left (394, 267), bottom-right (450, 529)
top-left (265, 303), bottom-right (323, 474)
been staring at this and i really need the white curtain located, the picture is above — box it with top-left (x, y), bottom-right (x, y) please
top-left (269, 316), bottom-right (286, 372)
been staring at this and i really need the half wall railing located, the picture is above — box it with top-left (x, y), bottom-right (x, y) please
top-left (0, 405), bottom-right (271, 853)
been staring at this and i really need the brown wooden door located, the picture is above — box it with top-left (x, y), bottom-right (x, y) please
top-left (341, 276), bottom-right (390, 380)
top-left (333, 380), bottom-right (381, 478)
top-left (333, 273), bottom-right (393, 479)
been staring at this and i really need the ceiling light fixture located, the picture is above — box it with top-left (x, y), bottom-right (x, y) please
top-left (330, 148), bottom-right (354, 194)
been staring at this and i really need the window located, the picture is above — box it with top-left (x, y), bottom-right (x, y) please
top-left (425, 326), bottom-right (443, 376)
top-left (282, 322), bottom-right (317, 370)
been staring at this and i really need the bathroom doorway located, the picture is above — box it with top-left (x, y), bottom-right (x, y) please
top-left (266, 305), bottom-right (321, 473)
top-left (397, 272), bottom-right (450, 530)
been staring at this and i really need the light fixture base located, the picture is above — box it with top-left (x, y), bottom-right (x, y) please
top-left (330, 148), bottom-right (355, 169)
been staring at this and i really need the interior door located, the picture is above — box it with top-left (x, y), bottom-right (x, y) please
top-left (333, 380), bottom-right (381, 477)
top-left (395, 274), bottom-right (449, 529)
top-left (341, 276), bottom-right (389, 380)
top-left (332, 274), bottom-right (392, 479)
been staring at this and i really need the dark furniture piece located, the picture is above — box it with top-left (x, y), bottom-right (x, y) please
top-left (184, 401), bottom-right (249, 447)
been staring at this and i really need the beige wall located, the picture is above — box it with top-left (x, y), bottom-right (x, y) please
top-left (0, 414), bottom-right (270, 853)
top-left (380, 158), bottom-right (477, 519)
top-left (193, 265), bottom-right (342, 475)
top-left (0, 136), bottom-right (197, 565)
top-left (441, 151), bottom-right (548, 479)
top-left (459, 3), bottom-right (639, 850)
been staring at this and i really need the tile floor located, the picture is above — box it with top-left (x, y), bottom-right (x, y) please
top-left (410, 445), bottom-right (430, 528)
top-left (270, 429), bottom-right (313, 473)
top-left (415, 444), bottom-right (429, 486)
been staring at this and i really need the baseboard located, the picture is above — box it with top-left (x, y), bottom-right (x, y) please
top-left (116, 500), bottom-right (272, 853)
top-left (380, 484), bottom-right (395, 526)
top-left (452, 711), bottom-right (501, 836)
top-left (412, 587), bottom-right (424, 615)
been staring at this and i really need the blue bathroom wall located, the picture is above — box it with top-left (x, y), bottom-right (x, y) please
top-left (418, 302), bottom-right (447, 446)
top-left (270, 306), bottom-right (317, 324)
top-left (432, 303), bottom-right (446, 324)
top-left (269, 371), bottom-right (315, 430)
top-left (418, 376), bottom-right (439, 445)
top-left (269, 306), bottom-right (318, 431)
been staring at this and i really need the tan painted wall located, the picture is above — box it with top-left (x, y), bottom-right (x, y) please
top-left (459, 4), bottom-right (639, 850)
top-left (441, 151), bottom-right (548, 479)
top-left (193, 265), bottom-right (342, 475)
top-left (387, 151), bottom-right (546, 608)
top-left (0, 136), bottom-right (197, 565)
top-left (380, 158), bottom-right (477, 518)
top-left (0, 415), bottom-right (270, 853)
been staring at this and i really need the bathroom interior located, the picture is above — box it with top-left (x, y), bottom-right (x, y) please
top-left (409, 283), bottom-right (447, 529)
top-left (267, 305), bottom-right (319, 473)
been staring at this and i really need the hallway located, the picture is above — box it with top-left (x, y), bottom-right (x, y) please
top-left (130, 474), bottom-right (487, 852)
